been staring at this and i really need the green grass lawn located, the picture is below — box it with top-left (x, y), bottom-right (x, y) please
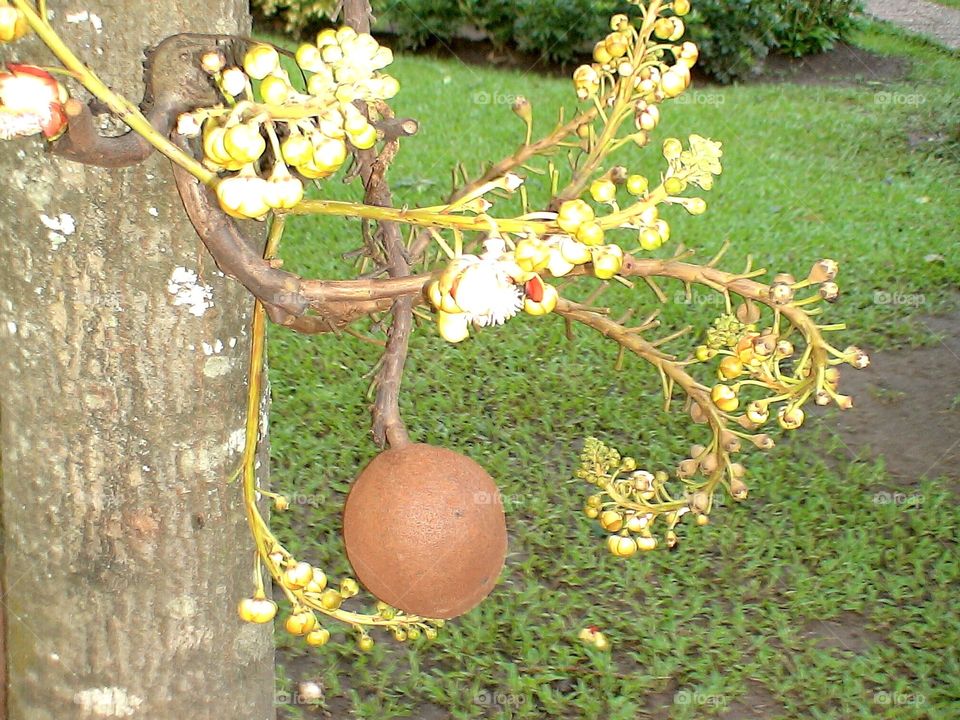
top-left (932, 0), bottom-right (960, 11)
top-left (266, 22), bottom-right (960, 720)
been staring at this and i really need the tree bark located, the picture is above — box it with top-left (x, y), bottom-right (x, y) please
top-left (0, 2), bottom-right (275, 719)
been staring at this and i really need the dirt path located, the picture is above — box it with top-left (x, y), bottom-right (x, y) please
top-left (863, 0), bottom-right (960, 50)
top-left (828, 312), bottom-right (960, 492)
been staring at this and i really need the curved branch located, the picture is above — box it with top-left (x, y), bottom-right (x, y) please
top-left (555, 297), bottom-right (729, 508)
top-left (48, 33), bottom-right (236, 171)
top-left (170, 133), bottom-right (309, 322)
top-left (617, 256), bottom-right (829, 368)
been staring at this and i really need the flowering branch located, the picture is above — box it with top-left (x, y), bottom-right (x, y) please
top-left (0, 0), bottom-right (869, 649)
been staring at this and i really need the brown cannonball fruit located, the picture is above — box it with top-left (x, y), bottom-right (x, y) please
top-left (342, 443), bottom-right (507, 619)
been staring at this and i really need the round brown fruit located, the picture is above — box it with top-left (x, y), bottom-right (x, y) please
top-left (342, 444), bottom-right (507, 619)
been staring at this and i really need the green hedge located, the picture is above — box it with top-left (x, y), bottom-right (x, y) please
top-left (253, 0), bottom-right (863, 82)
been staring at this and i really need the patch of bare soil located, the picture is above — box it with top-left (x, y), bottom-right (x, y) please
top-left (719, 680), bottom-right (787, 720)
top-left (751, 43), bottom-right (910, 85)
top-left (799, 611), bottom-right (883, 653)
top-left (828, 312), bottom-right (960, 492)
top-left (355, 36), bottom-right (912, 86)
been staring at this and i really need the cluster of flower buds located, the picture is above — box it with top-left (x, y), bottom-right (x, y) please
top-left (552, 200), bottom-right (628, 279)
top-left (237, 555), bottom-right (355, 647)
top-left (0, 64), bottom-right (69, 141)
top-left (678, 442), bottom-right (752, 504)
top-left (572, 4), bottom-right (695, 107)
top-left (0, 0), bottom-right (29, 43)
top-left (538, 133), bottom-right (718, 280)
top-left (576, 438), bottom-right (690, 555)
top-left (696, 260), bottom-right (869, 434)
top-left (179, 28), bottom-right (399, 219)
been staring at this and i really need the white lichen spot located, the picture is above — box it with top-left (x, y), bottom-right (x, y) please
top-left (228, 337), bottom-right (237, 348)
top-left (227, 427), bottom-right (245, 455)
top-left (203, 355), bottom-right (232, 378)
top-left (40, 212), bottom-right (76, 250)
top-left (201, 339), bottom-right (225, 356)
top-left (166, 595), bottom-right (198, 620)
top-left (49, 652), bottom-right (60, 662)
top-left (147, 207), bottom-right (159, 217)
top-left (66, 10), bottom-right (103, 32)
top-left (6, 321), bottom-right (17, 335)
top-left (73, 687), bottom-right (143, 717)
top-left (167, 266), bottom-right (213, 317)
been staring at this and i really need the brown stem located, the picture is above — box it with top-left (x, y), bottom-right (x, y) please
top-left (555, 296), bottom-right (730, 511)
top-left (449, 107), bottom-right (598, 203)
top-left (344, 0), bottom-right (413, 449)
top-left (51, 98), bottom-right (160, 167)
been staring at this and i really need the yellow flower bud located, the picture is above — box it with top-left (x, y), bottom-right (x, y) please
top-left (306, 628), bottom-right (331, 646)
top-left (576, 221), bottom-right (605, 247)
top-left (237, 597), bottom-right (278, 624)
top-left (285, 611), bottom-right (317, 636)
top-left (281, 133), bottom-right (313, 166)
top-left (243, 44), bottom-right (280, 80)
top-left (626, 174), bottom-right (649, 196)
top-left (437, 311), bottom-right (470, 343)
top-left (295, 43), bottom-right (324, 72)
top-left (711, 384), bottom-right (739, 412)
top-left (223, 123), bottom-right (266, 164)
top-left (662, 137), bottom-right (683, 160)
top-left (607, 533), bottom-right (638, 557)
top-left (559, 236), bottom-right (592, 265)
top-left (661, 70), bottom-right (686, 98)
top-left (639, 227), bottom-right (663, 251)
top-left (556, 199), bottom-right (594, 234)
top-left (312, 136), bottom-right (348, 172)
top-left (590, 179), bottom-right (617, 204)
top-left (259, 74), bottom-right (290, 105)
top-left (348, 124), bottom-right (379, 150)
top-left (514, 238), bottom-right (551, 272)
top-left (591, 245), bottom-right (624, 280)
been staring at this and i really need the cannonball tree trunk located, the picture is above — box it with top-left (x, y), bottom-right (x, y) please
top-left (0, 2), bottom-right (275, 718)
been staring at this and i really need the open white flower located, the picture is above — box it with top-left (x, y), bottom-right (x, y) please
top-left (451, 259), bottom-right (523, 328)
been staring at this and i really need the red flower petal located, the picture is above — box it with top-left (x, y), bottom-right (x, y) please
top-left (524, 276), bottom-right (544, 303)
top-left (40, 103), bottom-right (68, 139)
